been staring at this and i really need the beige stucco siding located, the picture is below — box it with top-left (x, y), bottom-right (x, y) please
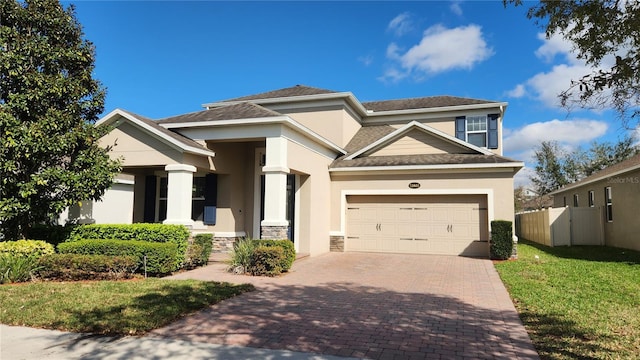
top-left (100, 122), bottom-right (183, 166)
top-left (330, 171), bottom-right (516, 235)
top-left (553, 168), bottom-right (640, 251)
top-left (370, 129), bottom-right (475, 156)
top-left (279, 107), bottom-right (361, 148)
top-left (287, 139), bottom-right (335, 256)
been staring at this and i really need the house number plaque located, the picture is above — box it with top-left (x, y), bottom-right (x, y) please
top-left (408, 182), bottom-right (421, 189)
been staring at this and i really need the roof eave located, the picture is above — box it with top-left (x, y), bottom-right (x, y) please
top-left (550, 162), bottom-right (640, 195)
top-left (365, 102), bottom-right (509, 116)
top-left (330, 162), bottom-right (525, 173)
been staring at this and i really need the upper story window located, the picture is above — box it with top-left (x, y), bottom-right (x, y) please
top-left (455, 114), bottom-right (499, 149)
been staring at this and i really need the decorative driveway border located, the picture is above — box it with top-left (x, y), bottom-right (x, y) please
top-left (151, 253), bottom-right (539, 360)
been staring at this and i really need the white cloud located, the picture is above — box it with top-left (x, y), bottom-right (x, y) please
top-left (388, 12), bottom-right (413, 37)
top-left (384, 24), bottom-right (492, 79)
top-left (514, 166), bottom-right (535, 188)
top-left (450, 1), bottom-right (463, 16)
top-left (358, 55), bottom-right (373, 66)
top-left (534, 32), bottom-right (576, 64)
top-left (378, 67), bottom-right (408, 83)
top-left (503, 119), bottom-right (609, 157)
top-left (506, 84), bottom-right (526, 98)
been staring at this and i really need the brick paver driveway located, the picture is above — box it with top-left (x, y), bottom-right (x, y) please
top-left (150, 253), bottom-right (538, 359)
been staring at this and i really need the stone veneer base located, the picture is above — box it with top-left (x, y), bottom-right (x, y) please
top-left (261, 225), bottom-right (289, 240)
top-left (330, 236), bottom-right (344, 252)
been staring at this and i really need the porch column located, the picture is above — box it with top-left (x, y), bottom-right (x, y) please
top-left (163, 164), bottom-right (196, 227)
top-left (261, 136), bottom-right (289, 239)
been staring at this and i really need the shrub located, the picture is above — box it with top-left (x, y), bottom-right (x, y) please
top-left (490, 220), bottom-right (514, 260)
top-left (184, 233), bottom-right (213, 269)
top-left (253, 239), bottom-right (296, 271)
top-left (0, 240), bottom-right (55, 258)
top-left (248, 245), bottom-right (285, 276)
top-left (227, 237), bottom-right (257, 274)
top-left (25, 224), bottom-right (75, 247)
top-left (36, 254), bottom-right (137, 281)
top-left (0, 254), bottom-right (41, 284)
top-left (58, 239), bottom-right (177, 275)
top-left (66, 224), bottom-right (189, 270)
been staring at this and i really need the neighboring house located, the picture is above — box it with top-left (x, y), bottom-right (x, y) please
top-left (68, 85), bottom-right (522, 257)
top-left (550, 153), bottom-right (640, 251)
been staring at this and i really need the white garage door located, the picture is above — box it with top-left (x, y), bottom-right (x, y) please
top-left (346, 195), bottom-right (489, 257)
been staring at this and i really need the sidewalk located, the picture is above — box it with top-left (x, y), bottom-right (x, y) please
top-left (0, 325), bottom-right (356, 360)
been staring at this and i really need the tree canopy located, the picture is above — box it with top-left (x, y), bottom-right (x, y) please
top-left (506, 0), bottom-right (640, 124)
top-left (0, 0), bottom-right (121, 240)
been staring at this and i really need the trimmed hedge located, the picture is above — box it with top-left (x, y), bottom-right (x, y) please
top-left (37, 254), bottom-right (138, 281)
top-left (58, 239), bottom-right (177, 275)
top-left (0, 240), bottom-right (55, 258)
top-left (25, 224), bottom-right (75, 247)
top-left (248, 245), bottom-right (285, 276)
top-left (253, 239), bottom-right (295, 272)
top-left (490, 220), bottom-right (513, 260)
top-left (184, 233), bottom-right (213, 269)
top-left (66, 224), bottom-right (189, 270)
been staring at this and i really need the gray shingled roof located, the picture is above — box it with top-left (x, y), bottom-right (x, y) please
top-left (363, 96), bottom-right (496, 112)
top-left (343, 125), bottom-right (397, 153)
top-left (221, 85), bottom-right (339, 102)
top-left (119, 109), bottom-right (212, 152)
top-left (157, 103), bottom-right (282, 124)
top-left (553, 153), bottom-right (640, 193)
top-left (331, 153), bottom-right (519, 168)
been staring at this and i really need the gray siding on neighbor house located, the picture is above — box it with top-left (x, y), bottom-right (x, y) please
top-left (553, 168), bottom-right (640, 251)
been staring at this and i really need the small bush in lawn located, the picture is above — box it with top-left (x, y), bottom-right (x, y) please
top-left (0, 254), bottom-right (41, 284)
top-left (37, 254), bottom-right (137, 281)
top-left (490, 220), bottom-right (513, 260)
top-left (253, 239), bottom-right (295, 272)
top-left (184, 233), bottom-right (213, 269)
top-left (58, 239), bottom-right (177, 275)
top-left (247, 245), bottom-right (285, 276)
top-left (227, 237), bottom-right (257, 274)
top-left (0, 240), bottom-right (55, 258)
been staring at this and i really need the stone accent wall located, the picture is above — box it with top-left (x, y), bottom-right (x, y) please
top-left (212, 237), bottom-right (238, 253)
top-left (330, 236), bottom-right (344, 252)
top-left (261, 225), bottom-right (289, 240)
top-left (511, 237), bottom-right (518, 259)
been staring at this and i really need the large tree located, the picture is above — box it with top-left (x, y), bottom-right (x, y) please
top-left (506, 0), bottom-right (640, 123)
top-left (0, 0), bottom-right (121, 240)
top-left (531, 141), bottom-right (570, 195)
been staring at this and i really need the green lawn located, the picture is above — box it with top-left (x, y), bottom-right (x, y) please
top-left (0, 279), bottom-right (254, 335)
top-left (495, 240), bottom-right (640, 359)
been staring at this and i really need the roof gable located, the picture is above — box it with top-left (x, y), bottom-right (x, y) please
top-left (346, 121), bottom-right (493, 160)
top-left (368, 128), bottom-right (477, 157)
top-left (97, 109), bottom-right (215, 157)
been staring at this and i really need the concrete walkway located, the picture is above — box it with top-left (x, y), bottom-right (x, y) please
top-left (0, 324), bottom-right (354, 360)
top-left (153, 253), bottom-right (539, 359)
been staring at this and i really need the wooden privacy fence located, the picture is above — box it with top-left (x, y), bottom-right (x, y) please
top-left (515, 207), bottom-right (604, 247)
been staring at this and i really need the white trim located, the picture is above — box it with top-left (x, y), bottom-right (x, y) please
top-left (97, 109), bottom-right (216, 157)
top-left (550, 162), bottom-right (640, 195)
top-left (161, 115), bottom-right (346, 156)
top-left (330, 161), bottom-right (524, 173)
top-left (262, 165), bottom-right (290, 174)
top-left (346, 120), bottom-right (492, 160)
top-left (165, 164), bottom-right (197, 172)
top-left (333, 188), bottom-right (495, 239)
top-left (113, 179), bottom-right (135, 185)
top-left (213, 231), bottom-right (247, 238)
top-left (365, 102), bottom-right (509, 117)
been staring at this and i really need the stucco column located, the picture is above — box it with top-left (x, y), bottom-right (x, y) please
top-left (163, 164), bottom-right (196, 227)
top-left (261, 136), bottom-right (289, 239)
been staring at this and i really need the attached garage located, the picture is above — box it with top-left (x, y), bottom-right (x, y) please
top-left (345, 195), bottom-right (489, 257)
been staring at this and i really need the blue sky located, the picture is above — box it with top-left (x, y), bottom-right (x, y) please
top-left (66, 0), bottom-right (634, 186)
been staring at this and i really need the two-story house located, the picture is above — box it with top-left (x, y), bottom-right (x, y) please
top-left (66, 85), bottom-right (523, 257)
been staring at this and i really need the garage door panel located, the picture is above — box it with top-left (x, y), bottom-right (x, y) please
top-left (346, 195), bottom-right (489, 257)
